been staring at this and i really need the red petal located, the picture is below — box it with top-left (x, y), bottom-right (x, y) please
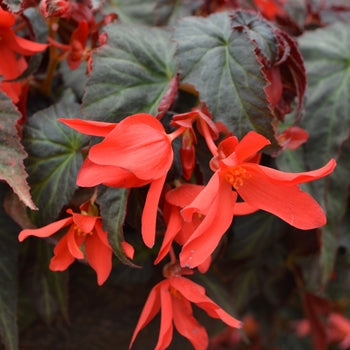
top-left (18, 217), bottom-right (72, 241)
top-left (154, 206), bottom-right (183, 265)
top-left (233, 131), bottom-right (271, 163)
top-left (233, 202), bottom-right (258, 215)
top-left (89, 114), bottom-right (173, 180)
top-left (155, 284), bottom-right (174, 350)
top-left (166, 184), bottom-right (205, 208)
top-left (180, 177), bottom-right (236, 268)
top-left (121, 241), bottom-right (135, 259)
top-left (49, 235), bottom-right (75, 271)
top-left (142, 175), bottom-right (167, 248)
top-left (76, 158), bottom-right (148, 188)
top-left (0, 8), bottom-right (15, 27)
top-left (172, 294), bottom-right (208, 350)
top-left (59, 118), bottom-right (117, 136)
top-left (85, 228), bottom-right (113, 285)
top-left (70, 210), bottom-right (98, 233)
top-left (129, 282), bottom-right (163, 349)
top-left (170, 277), bottom-right (241, 329)
top-left (257, 159), bottom-right (336, 185)
top-left (237, 164), bottom-right (329, 229)
top-left (66, 226), bottom-right (85, 259)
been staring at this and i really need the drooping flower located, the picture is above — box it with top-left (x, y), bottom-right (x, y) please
top-left (18, 199), bottom-right (113, 285)
top-left (0, 7), bottom-right (47, 103)
top-left (60, 114), bottom-right (186, 248)
top-left (129, 264), bottom-right (241, 350)
top-left (154, 184), bottom-right (212, 273)
top-left (180, 131), bottom-right (336, 268)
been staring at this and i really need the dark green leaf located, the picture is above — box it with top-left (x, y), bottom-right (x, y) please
top-left (23, 99), bottom-right (88, 226)
top-left (231, 11), bottom-right (278, 65)
top-left (154, 0), bottom-right (201, 26)
top-left (173, 12), bottom-right (276, 142)
top-left (108, 0), bottom-right (156, 25)
top-left (83, 23), bottom-right (177, 122)
top-left (0, 92), bottom-right (36, 210)
top-left (97, 186), bottom-right (131, 265)
top-left (0, 184), bottom-right (20, 350)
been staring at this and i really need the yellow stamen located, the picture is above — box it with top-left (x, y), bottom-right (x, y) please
top-left (224, 166), bottom-right (250, 189)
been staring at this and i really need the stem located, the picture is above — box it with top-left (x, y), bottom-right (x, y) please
top-left (199, 119), bottom-right (218, 157)
top-left (167, 126), bottom-right (187, 142)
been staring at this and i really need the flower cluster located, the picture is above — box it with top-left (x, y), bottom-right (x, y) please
top-left (4, 0), bottom-right (344, 349)
top-left (20, 106), bottom-right (334, 349)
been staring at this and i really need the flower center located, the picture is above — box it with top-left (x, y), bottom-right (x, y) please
top-left (224, 166), bottom-right (250, 189)
top-left (74, 225), bottom-right (93, 237)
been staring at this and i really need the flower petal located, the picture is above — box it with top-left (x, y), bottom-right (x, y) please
top-left (88, 114), bottom-right (173, 180)
top-left (49, 235), bottom-right (75, 271)
top-left (85, 224), bottom-right (113, 285)
top-left (154, 206), bottom-right (183, 265)
top-left (142, 175), bottom-right (167, 248)
top-left (233, 131), bottom-right (271, 163)
top-left (257, 159), bottom-right (336, 185)
top-left (237, 164), bottom-right (329, 229)
top-left (18, 217), bottom-right (72, 241)
top-left (172, 293), bottom-right (208, 350)
top-left (66, 226), bottom-right (85, 259)
top-left (166, 184), bottom-right (205, 208)
top-left (180, 177), bottom-right (236, 268)
top-left (58, 118), bottom-right (117, 137)
top-left (170, 277), bottom-right (241, 329)
top-left (70, 210), bottom-right (98, 233)
top-left (76, 158), bottom-right (148, 188)
top-left (129, 282), bottom-right (163, 349)
top-left (155, 283), bottom-right (174, 350)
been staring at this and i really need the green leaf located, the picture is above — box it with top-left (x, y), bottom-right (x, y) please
top-left (277, 23), bottom-right (350, 284)
top-left (108, 0), bottom-right (156, 25)
top-left (22, 100), bottom-right (88, 226)
top-left (83, 23), bottom-right (177, 122)
top-left (97, 186), bottom-right (131, 265)
top-left (0, 184), bottom-right (20, 350)
top-left (0, 92), bottom-right (36, 210)
top-left (231, 11), bottom-right (278, 65)
top-left (173, 12), bottom-right (275, 141)
top-left (154, 0), bottom-right (202, 26)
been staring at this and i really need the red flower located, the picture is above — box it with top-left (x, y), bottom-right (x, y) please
top-left (60, 114), bottom-right (184, 248)
top-left (0, 7), bottom-right (47, 103)
top-left (129, 274), bottom-right (241, 350)
top-left (18, 200), bottom-right (113, 285)
top-left (154, 184), bottom-right (212, 272)
top-left (180, 131), bottom-right (336, 268)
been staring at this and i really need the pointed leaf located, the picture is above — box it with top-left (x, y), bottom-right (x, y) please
top-left (22, 99), bottom-right (88, 226)
top-left (83, 22), bottom-right (177, 122)
top-left (231, 11), bottom-right (278, 65)
top-left (173, 12), bottom-right (276, 143)
top-left (0, 92), bottom-right (36, 210)
top-left (97, 186), bottom-right (132, 265)
top-left (0, 183), bottom-right (19, 350)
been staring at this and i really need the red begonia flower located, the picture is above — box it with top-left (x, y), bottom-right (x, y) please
top-left (0, 7), bottom-right (47, 103)
top-left (180, 131), bottom-right (336, 268)
top-left (277, 126), bottom-right (309, 151)
top-left (18, 200), bottom-right (113, 285)
top-left (154, 184), bottom-right (212, 272)
top-left (129, 276), bottom-right (241, 350)
top-left (327, 313), bottom-right (350, 349)
top-left (60, 114), bottom-right (182, 248)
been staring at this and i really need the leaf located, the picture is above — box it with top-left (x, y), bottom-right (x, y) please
top-left (108, 0), bottom-right (156, 25)
top-left (83, 22), bottom-right (177, 122)
top-left (0, 183), bottom-right (20, 350)
top-left (0, 92), bottom-right (36, 210)
top-left (97, 186), bottom-right (132, 265)
top-left (154, 0), bottom-right (202, 26)
top-left (277, 23), bottom-right (350, 284)
top-left (173, 12), bottom-right (276, 143)
top-left (22, 99), bottom-right (88, 226)
top-left (231, 10), bottom-right (278, 65)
